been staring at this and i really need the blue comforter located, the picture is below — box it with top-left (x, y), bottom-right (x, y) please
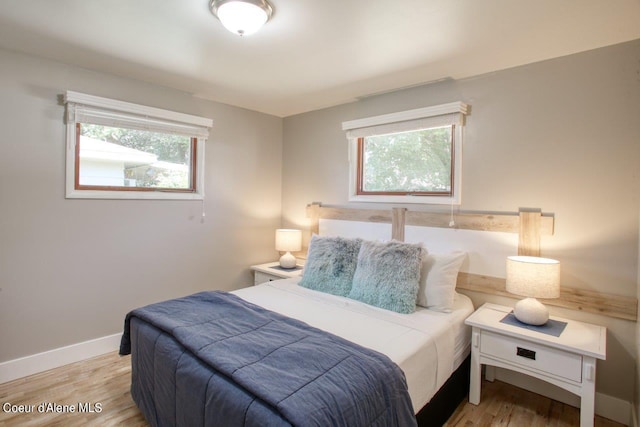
top-left (120, 291), bottom-right (417, 427)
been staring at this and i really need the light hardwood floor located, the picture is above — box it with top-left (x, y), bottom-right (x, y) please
top-left (444, 380), bottom-right (624, 427)
top-left (0, 352), bottom-right (146, 426)
top-left (0, 351), bottom-right (626, 426)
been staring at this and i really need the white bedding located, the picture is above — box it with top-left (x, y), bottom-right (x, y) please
top-left (232, 277), bottom-right (474, 412)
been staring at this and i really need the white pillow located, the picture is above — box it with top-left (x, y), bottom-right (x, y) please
top-left (417, 252), bottom-right (467, 312)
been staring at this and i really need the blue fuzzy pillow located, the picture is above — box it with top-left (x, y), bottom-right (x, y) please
top-left (348, 240), bottom-right (424, 314)
top-left (299, 235), bottom-right (362, 297)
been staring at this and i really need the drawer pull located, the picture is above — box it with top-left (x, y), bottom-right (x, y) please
top-left (516, 347), bottom-right (536, 360)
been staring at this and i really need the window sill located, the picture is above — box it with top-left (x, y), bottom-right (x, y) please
top-left (65, 188), bottom-right (203, 200)
top-left (348, 194), bottom-right (460, 205)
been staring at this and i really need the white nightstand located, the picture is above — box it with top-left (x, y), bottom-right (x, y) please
top-left (250, 261), bottom-right (304, 285)
top-left (465, 303), bottom-right (606, 427)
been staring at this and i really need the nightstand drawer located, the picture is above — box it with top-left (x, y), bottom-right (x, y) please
top-left (251, 262), bottom-right (304, 286)
top-left (480, 331), bottom-right (582, 382)
top-left (254, 271), bottom-right (278, 285)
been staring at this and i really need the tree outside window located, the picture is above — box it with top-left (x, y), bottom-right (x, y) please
top-left (358, 126), bottom-right (453, 196)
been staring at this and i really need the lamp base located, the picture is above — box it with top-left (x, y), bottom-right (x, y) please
top-left (279, 252), bottom-right (297, 269)
top-left (513, 298), bottom-right (549, 325)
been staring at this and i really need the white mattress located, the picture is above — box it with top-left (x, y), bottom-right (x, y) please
top-left (232, 278), bottom-right (474, 412)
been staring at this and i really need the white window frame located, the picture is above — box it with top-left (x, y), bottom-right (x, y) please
top-left (343, 101), bottom-right (468, 205)
top-left (64, 91), bottom-right (212, 200)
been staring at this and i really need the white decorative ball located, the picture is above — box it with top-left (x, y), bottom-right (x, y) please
top-left (513, 298), bottom-right (549, 325)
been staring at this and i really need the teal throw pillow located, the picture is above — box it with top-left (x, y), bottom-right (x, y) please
top-left (299, 235), bottom-right (362, 297)
top-left (349, 240), bottom-right (424, 314)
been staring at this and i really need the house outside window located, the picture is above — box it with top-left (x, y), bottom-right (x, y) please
top-left (64, 91), bottom-right (212, 200)
top-left (343, 102), bottom-right (468, 205)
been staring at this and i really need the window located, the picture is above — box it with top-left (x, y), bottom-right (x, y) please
top-left (343, 102), bottom-right (468, 205)
top-left (357, 126), bottom-right (454, 196)
top-left (64, 91), bottom-right (212, 199)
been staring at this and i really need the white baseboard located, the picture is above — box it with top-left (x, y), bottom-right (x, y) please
top-left (493, 368), bottom-right (632, 426)
top-left (0, 333), bottom-right (121, 384)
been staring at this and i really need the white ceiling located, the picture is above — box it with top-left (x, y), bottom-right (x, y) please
top-left (1, 0), bottom-right (639, 117)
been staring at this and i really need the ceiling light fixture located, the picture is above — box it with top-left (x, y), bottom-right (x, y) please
top-left (210, 0), bottom-right (274, 36)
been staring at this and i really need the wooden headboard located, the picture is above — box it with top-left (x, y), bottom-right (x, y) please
top-left (304, 202), bottom-right (636, 321)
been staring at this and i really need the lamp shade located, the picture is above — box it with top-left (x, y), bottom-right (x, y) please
top-left (210, 0), bottom-right (273, 36)
top-left (506, 256), bottom-right (560, 299)
top-left (275, 229), bottom-right (302, 252)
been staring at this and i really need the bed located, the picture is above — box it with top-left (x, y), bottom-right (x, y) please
top-left (121, 279), bottom-right (473, 426)
top-left (121, 203), bottom-right (548, 426)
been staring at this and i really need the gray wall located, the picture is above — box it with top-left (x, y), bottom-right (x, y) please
top-left (0, 48), bottom-right (283, 361)
top-left (282, 40), bottom-right (640, 403)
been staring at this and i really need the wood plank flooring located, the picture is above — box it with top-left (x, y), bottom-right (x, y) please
top-left (0, 351), bottom-right (626, 426)
top-left (0, 352), bottom-right (146, 426)
top-left (444, 379), bottom-right (624, 427)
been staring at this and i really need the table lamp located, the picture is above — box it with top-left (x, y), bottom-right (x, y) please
top-left (275, 229), bottom-right (302, 269)
top-left (506, 255), bottom-right (560, 325)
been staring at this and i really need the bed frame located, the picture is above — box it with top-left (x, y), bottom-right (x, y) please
top-left (305, 202), bottom-right (636, 321)
top-left (415, 356), bottom-right (470, 426)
